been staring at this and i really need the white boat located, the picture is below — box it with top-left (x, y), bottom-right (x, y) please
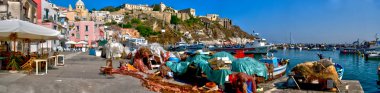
top-left (365, 51), bottom-right (380, 60)
top-left (214, 38), bottom-right (272, 54)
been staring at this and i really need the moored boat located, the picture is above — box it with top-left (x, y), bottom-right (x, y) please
top-left (259, 56), bottom-right (289, 81)
top-left (334, 63), bottom-right (344, 80)
top-left (364, 51), bottom-right (380, 60)
top-left (214, 38), bottom-right (272, 54)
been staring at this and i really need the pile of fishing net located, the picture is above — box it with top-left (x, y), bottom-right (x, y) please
top-left (142, 75), bottom-right (200, 93)
top-left (291, 59), bottom-right (340, 85)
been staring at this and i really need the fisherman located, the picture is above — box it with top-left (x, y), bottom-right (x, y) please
top-left (317, 53), bottom-right (324, 59)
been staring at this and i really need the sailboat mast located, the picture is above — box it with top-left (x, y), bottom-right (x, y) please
top-left (290, 32), bottom-right (293, 44)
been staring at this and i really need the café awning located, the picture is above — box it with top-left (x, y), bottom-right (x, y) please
top-left (0, 19), bottom-right (61, 40)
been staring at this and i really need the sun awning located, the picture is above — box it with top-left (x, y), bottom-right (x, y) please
top-left (0, 19), bottom-right (61, 40)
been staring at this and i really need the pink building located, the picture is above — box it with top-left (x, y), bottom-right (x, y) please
top-left (69, 21), bottom-right (102, 47)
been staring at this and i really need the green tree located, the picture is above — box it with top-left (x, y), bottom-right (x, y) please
top-left (131, 18), bottom-right (141, 24)
top-left (118, 23), bottom-right (132, 28)
top-left (105, 20), bottom-right (117, 26)
top-left (170, 15), bottom-right (181, 25)
top-left (136, 25), bottom-right (159, 37)
top-left (184, 16), bottom-right (201, 26)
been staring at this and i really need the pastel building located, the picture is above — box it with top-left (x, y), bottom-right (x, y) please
top-left (66, 0), bottom-right (90, 21)
top-left (68, 21), bottom-right (102, 47)
top-left (34, 0), bottom-right (64, 51)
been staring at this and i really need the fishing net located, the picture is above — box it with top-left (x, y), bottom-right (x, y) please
top-left (291, 59), bottom-right (340, 85)
top-left (231, 57), bottom-right (268, 80)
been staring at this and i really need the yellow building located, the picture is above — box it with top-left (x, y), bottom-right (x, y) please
top-left (67, 0), bottom-right (90, 21)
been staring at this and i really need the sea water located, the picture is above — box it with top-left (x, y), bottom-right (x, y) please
top-left (272, 50), bottom-right (379, 92)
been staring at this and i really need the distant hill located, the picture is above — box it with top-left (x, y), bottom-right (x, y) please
top-left (103, 5), bottom-right (255, 45)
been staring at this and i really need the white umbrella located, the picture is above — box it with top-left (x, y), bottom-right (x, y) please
top-left (77, 41), bottom-right (88, 44)
top-left (65, 41), bottom-right (77, 44)
top-left (0, 19), bottom-right (60, 40)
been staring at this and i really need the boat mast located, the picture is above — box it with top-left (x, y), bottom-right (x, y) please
top-left (376, 33), bottom-right (379, 46)
top-left (290, 32), bottom-right (293, 44)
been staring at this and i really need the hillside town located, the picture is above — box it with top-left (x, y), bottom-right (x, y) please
top-left (0, 0), bottom-right (254, 51)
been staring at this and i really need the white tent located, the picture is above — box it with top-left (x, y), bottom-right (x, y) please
top-left (65, 41), bottom-right (77, 44)
top-left (77, 41), bottom-right (88, 44)
top-left (0, 19), bottom-right (60, 40)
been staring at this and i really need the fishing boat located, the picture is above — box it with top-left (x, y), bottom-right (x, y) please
top-left (340, 48), bottom-right (360, 54)
top-left (334, 63), bottom-right (344, 80)
top-left (187, 42), bottom-right (205, 50)
top-left (172, 41), bottom-right (188, 51)
top-left (259, 56), bottom-right (289, 80)
top-left (364, 51), bottom-right (380, 60)
top-left (214, 38), bottom-right (272, 54)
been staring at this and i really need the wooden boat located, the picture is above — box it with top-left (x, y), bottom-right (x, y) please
top-left (259, 57), bottom-right (289, 81)
top-left (333, 63), bottom-right (344, 80)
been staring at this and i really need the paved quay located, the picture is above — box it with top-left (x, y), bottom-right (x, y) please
top-left (259, 76), bottom-right (364, 93)
top-left (0, 52), bottom-right (153, 93)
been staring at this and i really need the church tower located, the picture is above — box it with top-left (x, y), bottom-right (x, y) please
top-left (76, 0), bottom-right (85, 10)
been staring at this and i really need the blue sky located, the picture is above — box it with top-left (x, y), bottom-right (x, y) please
top-left (51, 0), bottom-right (380, 44)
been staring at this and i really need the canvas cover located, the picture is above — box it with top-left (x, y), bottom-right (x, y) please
top-left (166, 61), bottom-right (191, 75)
top-left (210, 51), bottom-right (235, 61)
top-left (232, 57), bottom-right (268, 79)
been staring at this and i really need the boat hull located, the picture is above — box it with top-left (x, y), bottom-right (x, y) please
top-left (334, 63), bottom-right (344, 80)
top-left (270, 64), bottom-right (288, 77)
top-left (214, 46), bottom-right (270, 54)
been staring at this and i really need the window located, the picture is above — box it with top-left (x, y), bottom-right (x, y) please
top-left (85, 25), bottom-right (88, 31)
top-left (85, 35), bottom-right (89, 40)
top-left (76, 26), bottom-right (79, 31)
top-left (76, 33), bottom-right (80, 39)
top-left (71, 33), bottom-right (74, 36)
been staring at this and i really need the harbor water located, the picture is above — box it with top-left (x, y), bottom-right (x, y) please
top-left (273, 50), bottom-right (378, 92)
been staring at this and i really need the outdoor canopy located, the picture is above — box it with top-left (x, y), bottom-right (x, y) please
top-left (65, 41), bottom-right (77, 44)
top-left (0, 19), bottom-right (61, 40)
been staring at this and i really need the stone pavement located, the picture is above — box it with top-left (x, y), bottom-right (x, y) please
top-left (0, 52), bottom-right (153, 93)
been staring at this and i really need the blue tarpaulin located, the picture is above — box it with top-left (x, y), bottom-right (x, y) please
top-left (89, 49), bottom-right (96, 56)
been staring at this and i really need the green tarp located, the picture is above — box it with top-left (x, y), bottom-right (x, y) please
top-left (232, 57), bottom-right (268, 80)
top-left (198, 62), bottom-right (232, 86)
top-left (98, 40), bottom-right (108, 46)
top-left (166, 61), bottom-right (191, 75)
top-left (186, 54), bottom-right (210, 66)
top-left (210, 51), bottom-right (235, 61)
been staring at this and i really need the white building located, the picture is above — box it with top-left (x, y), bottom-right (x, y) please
top-left (92, 11), bottom-right (110, 23)
top-left (206, 14), bottom-right (219, 21)
top-left (124, 4), bottom-right (152, 11)
top-left (109, 14), bottom-right (124, 23)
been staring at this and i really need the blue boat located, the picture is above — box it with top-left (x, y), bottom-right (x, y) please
top-left (334, 63), bottom-right (344, 80)
top-left (259, 57), bottom-right (289, 79)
